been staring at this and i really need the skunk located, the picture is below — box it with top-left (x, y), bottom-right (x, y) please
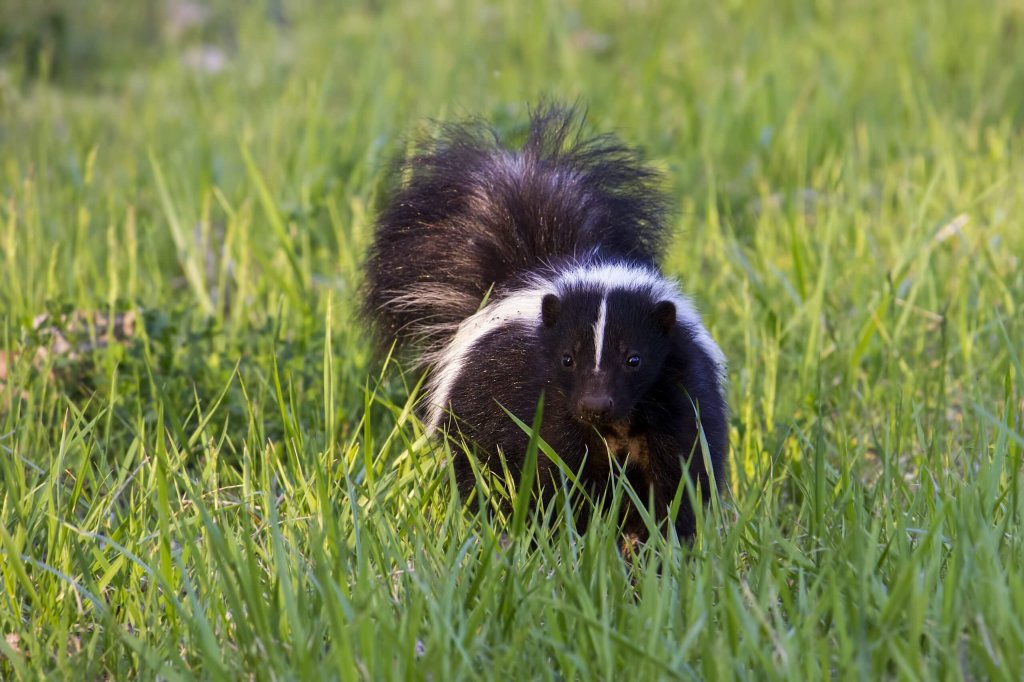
top-left (363, 106), bottom-right (728, 540)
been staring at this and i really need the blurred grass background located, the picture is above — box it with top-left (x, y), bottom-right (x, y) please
top-left (1, 0), bottom-right (1022, 678)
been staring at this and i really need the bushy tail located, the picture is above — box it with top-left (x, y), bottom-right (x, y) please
top-left (362, 104), bottom-right (671, 353)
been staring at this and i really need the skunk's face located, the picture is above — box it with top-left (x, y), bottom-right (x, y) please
top-left (540, 289), bottom-right (676, 426)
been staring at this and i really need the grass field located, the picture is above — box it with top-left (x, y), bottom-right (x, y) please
top-left (2, 0), bottom-right (1023, 678)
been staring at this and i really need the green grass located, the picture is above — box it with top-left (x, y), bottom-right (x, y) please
top-left (2, 0), bottom-right (1023, 678)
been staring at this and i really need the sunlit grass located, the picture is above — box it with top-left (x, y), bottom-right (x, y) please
top-left (1, 0), bottom-right (1022, 678)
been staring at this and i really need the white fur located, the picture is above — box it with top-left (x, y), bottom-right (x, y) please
top-left (593, 296), bottom-right (608, 370)
top-left (423, 260), bottom-right (726, 433)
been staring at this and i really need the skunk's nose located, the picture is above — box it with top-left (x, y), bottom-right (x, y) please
top-left (577, 394), bottom-right (614, 423)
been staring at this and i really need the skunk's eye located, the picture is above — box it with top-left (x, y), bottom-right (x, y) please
top-left (562, 353), bottom-right (574, 368)
top-left (626, 354), bottom-right (641, 368)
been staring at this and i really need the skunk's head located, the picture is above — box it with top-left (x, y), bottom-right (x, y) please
top-left (539, 288), bottom-right (677, 426)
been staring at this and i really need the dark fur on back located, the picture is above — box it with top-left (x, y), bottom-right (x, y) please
top-left (363, 105), bottom-right (670, 351)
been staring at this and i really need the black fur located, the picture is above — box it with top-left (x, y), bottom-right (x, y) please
top-left (363, 105), bottom-right (728, 541)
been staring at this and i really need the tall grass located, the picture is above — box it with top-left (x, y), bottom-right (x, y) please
top-left (1, 0), bottom-right (1022, 678)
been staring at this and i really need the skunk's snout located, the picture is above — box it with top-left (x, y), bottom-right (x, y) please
top-left (577, 392), bottom-right (614, 424)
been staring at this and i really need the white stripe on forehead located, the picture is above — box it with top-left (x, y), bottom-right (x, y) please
top-left (422, 260), bottom-right (726, 432)
top-left (592, 296), bottom-right (608, 369)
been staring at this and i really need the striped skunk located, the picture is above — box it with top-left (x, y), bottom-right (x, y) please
top-left (363, 105), bottom-right (728, 540)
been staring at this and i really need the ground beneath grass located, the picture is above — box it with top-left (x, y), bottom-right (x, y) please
top-left (1, 0), bottom-right (1023, 679)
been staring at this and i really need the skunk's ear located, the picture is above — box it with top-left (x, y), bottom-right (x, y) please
top-left (541, 294), bottom-right (561, 327)
top-left (652, 300), bottom-right (676, 335)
